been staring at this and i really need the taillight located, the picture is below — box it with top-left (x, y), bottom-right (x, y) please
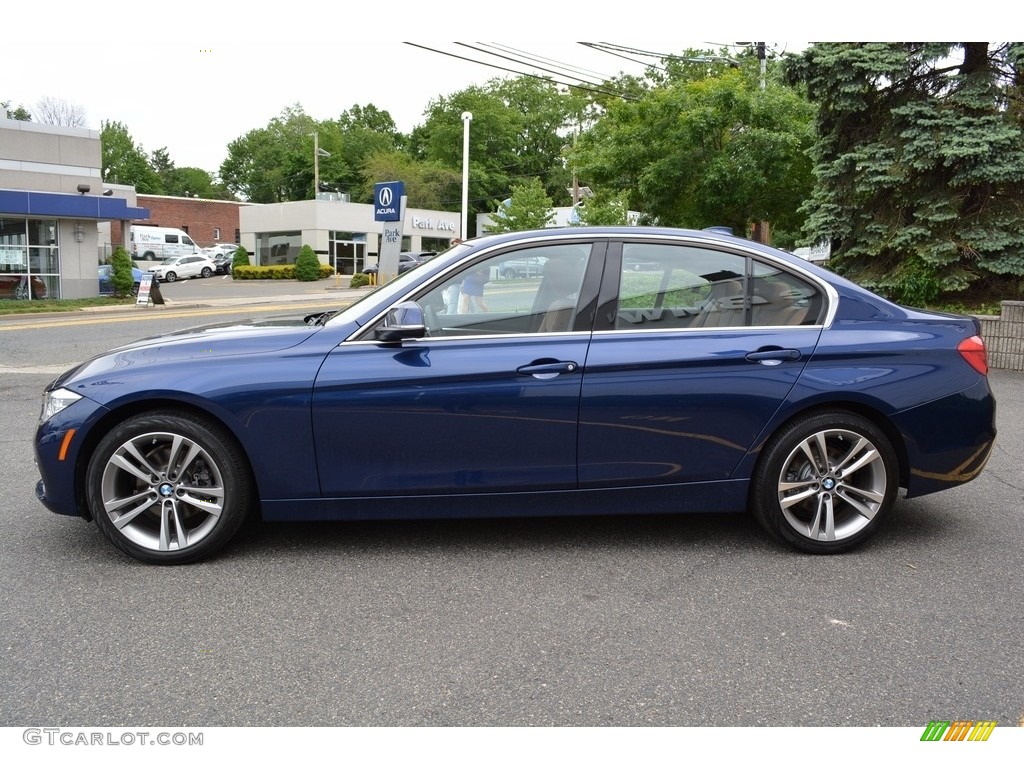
top-left (958, 335), bottom-right (988, 375)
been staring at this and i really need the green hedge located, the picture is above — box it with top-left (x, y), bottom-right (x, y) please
top-left (232, 264), bottom-right (335, 280)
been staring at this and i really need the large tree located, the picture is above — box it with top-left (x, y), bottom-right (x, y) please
top-left (34, 97), bottom-right (87, 127)
top-left (219, 103), bottom-right (402, 203)
top-left (573, 64), bottom-right (815, 247)
top-left (359, 150), bottom-right (461, 210)
top-left (413, 76), bottom-right (577, 214)
top-left (785, 42), bottom-right (1024, 304)
top-left (101, 120), bottom-right (162, 193)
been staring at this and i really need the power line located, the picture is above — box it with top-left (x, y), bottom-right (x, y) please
top-left (403, 43), bottom-right (641, 102)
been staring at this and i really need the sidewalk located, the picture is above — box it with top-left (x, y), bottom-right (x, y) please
top-left (80, 284), bottom-right (372, 314)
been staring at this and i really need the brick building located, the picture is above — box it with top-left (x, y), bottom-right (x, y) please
top-left (110, 195), bottom-right (251, 251)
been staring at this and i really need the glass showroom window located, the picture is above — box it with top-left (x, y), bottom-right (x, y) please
top-left (0, 217), bottom-right (57, 300)
top-left (256, 231), bottom-right (301, 266)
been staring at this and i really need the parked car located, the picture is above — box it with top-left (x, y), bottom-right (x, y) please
top-left (0, 274), bottom-right (47, 300)
top-left (35, 227), bottom-right (996, 564)
top-left (204, 244), bottom-right (240, 259)
top-left (146, 254), bottom-right (216, 282)
top-left (98, 264), bottom-right (145, 296)
top-left (211, 254), bottom-right (234, 275)
top-left (363, 251), bottom-right (435, 275)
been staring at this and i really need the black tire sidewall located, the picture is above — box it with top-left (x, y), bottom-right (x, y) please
top-left (86, 411), bottom-right (253, 564)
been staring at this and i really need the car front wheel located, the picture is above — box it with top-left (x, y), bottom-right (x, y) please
top-left (86, 411), bottom-right (254, 564)
top-left (201, 267), bottom-right (212, 278)
top-left (164, 271), bottom-right (177, 282)
top-left (751, 411), bottom-right (898, 554)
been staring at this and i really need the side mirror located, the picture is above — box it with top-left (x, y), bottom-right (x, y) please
top-left (375, 301), bottom-right (427, 341)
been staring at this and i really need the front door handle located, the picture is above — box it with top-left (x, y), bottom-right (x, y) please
top-left (517, 360), bottom-right (579, 379)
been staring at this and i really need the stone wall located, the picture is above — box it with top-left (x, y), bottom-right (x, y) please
top-left (977, 301), bottom-right (1024, 371)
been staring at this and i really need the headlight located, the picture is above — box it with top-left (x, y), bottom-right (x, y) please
top-left (40, 388), bottom-right (82, 423)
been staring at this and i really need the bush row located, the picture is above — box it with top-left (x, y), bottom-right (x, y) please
top-left (232, 264), bottom-right (336, 280)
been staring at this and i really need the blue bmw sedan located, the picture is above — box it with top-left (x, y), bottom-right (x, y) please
top-left (35, 228), bottom-right (996, 563)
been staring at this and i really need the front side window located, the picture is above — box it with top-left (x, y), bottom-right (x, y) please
top-left (410, 244), bottom-right (592, 337)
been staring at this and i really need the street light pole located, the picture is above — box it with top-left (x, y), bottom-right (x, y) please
top-left (314, 132), bottom-right (320, 199)
top-left (313, 132), bottom-right (331, 199)
top-left (461, 111), bottom-right (472, 240)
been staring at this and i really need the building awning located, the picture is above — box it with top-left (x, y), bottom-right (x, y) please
top-left (0, 189), bottom-right (149, 220)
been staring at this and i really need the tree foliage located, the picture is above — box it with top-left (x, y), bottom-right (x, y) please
top-left (110, 246), bottom-right (136, 297)
top-left (414, 77), bottom-right (577, 214)
top-left (485, 177), bottom-right (554, 233)
top-left (359, 150), bottom-right (461, 210)
top-left (785, 42), bottom-right (1024, 303)
top-left (101, 121), bottom-right (163, 193)
top-left (2, 100), bottom-right (31, 120)
top-left (219, 103), bottom-right (402, 203)
top-left (294, 244), bottom-right (321, 281)
top-left (576, 191), bottom-right (632, 226)
top-left (573, 66), bottom-right (815, 247)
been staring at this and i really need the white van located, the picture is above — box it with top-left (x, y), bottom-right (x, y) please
top-left (131, 226), bottom-right (200, 261)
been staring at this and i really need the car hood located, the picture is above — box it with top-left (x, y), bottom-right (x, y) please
top-left (50, 313), bottom-right (327, 390)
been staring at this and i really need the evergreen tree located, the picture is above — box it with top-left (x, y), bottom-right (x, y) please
top-left (232, 246), bottom-right (250, 272)
top-left (110, 247), bottom-right (136, 297)
top-left (785, 43), bottom-right (1024, 304)
top-left (294, 244), bottom-right (321, 281)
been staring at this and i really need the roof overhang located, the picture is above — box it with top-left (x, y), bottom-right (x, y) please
top-left (0, 189), bottom-right (149, 220)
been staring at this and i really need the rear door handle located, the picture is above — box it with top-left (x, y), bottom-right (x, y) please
top-left (745, 348), bottom-right (801, 366)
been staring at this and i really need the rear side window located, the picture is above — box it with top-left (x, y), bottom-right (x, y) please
top-left (165, 235), bottom-right (179, 244)
top-left (614, 242), bottom-right (823, 329)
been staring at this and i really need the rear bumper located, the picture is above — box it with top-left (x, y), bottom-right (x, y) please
top-left (894, 376), bottom-right (996, 498)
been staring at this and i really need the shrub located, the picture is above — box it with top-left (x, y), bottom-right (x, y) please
top-left (110, 246), bottom-right (136, 296)
top-left (294, 245), bottom-right (321, 282)
top-left (349, 272), bottom-right (370, 289)
top-left (232, 246), bottom-right (251, 273)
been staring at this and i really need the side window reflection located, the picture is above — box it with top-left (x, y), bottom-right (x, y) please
top-left (413, 245), bottom-right (591, 337)
top-left (615, 243), bottom-right (822, 329)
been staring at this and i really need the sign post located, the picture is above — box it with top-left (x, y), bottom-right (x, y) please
top-left (374, 181), bottom-right (406, 283)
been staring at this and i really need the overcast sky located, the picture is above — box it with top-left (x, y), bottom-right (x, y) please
top-left (3, 3), bottom-right (994, 175)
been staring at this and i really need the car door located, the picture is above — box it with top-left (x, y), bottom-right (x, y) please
top-left (312, 241), bottom-right (604, 497)
top-left (578, 238), bottom-right (825, 487)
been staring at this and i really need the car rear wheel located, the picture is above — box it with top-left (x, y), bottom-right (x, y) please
top-left (752, 411), bottom-right (898, 554)
top-left (86, 411), bottom-right (254, 564)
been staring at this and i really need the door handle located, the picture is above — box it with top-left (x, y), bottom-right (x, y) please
top-left (517, 361), bottom-right (579, 379)
top-left (745, 348), bottom-right (801, 365)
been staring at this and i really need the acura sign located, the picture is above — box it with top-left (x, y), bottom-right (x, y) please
top-left (374, 181), bottom-right (405, 222)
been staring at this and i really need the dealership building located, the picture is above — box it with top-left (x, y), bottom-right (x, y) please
top-left (0, 118), bottom-right (148, 300)
top-left (1, 118), bottom-right (460, 299)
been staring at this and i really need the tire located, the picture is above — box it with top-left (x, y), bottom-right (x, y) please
top-left (86, 411), bottom-right (254, 564)
top-left (751, 410), bottom-right (898, 554)
top-left (164, 271), bottom-right (177, 282)
top-left (201, 267), bottom-right (212, 278)
top-left (143, 251), bottom-right (156, 260)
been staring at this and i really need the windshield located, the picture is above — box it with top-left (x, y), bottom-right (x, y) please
top-left (159, 258), bottom-right (178, 265)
